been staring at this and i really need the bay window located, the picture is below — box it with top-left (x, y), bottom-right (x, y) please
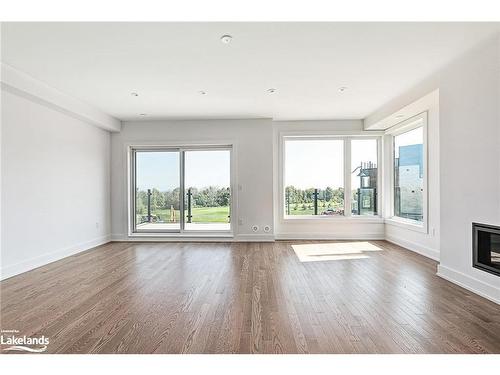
top-left (387, 112), bottom-right (427, 229)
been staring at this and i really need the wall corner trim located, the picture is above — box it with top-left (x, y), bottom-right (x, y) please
top-left (1, 63), bottom-right (121, 132)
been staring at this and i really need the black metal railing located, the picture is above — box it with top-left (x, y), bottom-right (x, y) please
top-left (187, 188), bottom-right (192, 223)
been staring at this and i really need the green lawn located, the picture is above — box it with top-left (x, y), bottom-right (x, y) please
top-left (187, 206), bottom-right (230, 223)
top-left (286, 201), bottom-right (344, 216)
top-left (137, 206), bottom-right (230, 223)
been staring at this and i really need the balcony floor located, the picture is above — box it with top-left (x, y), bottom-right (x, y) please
top-left (136, 222), bottom-right (231, 231)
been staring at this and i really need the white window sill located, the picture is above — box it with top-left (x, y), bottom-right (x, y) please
top-left (385, 217), bottom-right (427, 233)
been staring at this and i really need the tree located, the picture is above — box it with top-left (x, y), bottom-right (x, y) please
top-left (151, 188), bottom-right (165, 211)
top-left (325, 186), bottom-right (334, 202)
top-left (216, 187), bottom-right (230, 206)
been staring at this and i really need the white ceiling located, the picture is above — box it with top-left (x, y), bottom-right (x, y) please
top-left (2, 22), bottom-right (499, 121)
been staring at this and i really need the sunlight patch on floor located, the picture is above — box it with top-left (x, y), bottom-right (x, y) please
top-left (292, 241), bottom-right (383, 262)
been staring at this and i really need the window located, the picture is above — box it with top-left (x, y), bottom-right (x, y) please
top-left (131, 146), bottom-right (232, 234)
top-left (390, 115), bottom-right (426, 225)
top-left (283, 136), bottom-right (380, 218)
top-left (351, 139), bottom-right (378, 216)
top-left (284, 139), bottom-right (344, 217)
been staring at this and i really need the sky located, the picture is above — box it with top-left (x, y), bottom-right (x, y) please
top-left (285, 139), bottom-right (345, 189)
top-left (285, 131), bottom-right (422, 190)
top-left (285, 139), bottom-right (379, 190)
top-left (136, 131), bottom-right (422, 192)
top-left (136, 150), bottom-right (230, 191)
top-left (394, 127), bottom-right (423, 158)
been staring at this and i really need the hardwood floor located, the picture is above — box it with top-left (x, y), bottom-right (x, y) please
top-left (1, 240), bottom-right (499, 354)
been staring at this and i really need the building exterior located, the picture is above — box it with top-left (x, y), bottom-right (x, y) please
top-left (394, 144), bottom-right (424, 221)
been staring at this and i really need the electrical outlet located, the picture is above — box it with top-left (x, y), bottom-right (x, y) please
top-left (95, 222), bottom-right (99, 229)
top-left (238, 218), bottom-right (243, 226)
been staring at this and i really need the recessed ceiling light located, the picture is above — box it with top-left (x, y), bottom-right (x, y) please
top-left (199, 90), bottom-right (207, 95)
top-left (131, 92), bottom-right (139, 97)
top-left (338, 86), bottom-right (348, 93)
top-left (267, 88), bottom-right (277, 94)
top-left (220, 35), bottom-right (232, 44)
top-left (139, 113), bottom-right (147, 116)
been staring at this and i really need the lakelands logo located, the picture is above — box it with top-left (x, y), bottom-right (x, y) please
top-left (1, 329), bottom-right (49, 353)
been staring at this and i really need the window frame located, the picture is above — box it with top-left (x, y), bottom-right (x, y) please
top-left (386, 112), bottom-right (428, 233)
top-left (127, 143), bottom-right (235, 236)
top-left (279, 132), bottom-right (383, 222)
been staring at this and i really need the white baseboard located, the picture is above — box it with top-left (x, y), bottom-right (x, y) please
top-left (437, 265), bottom-right (500, 305)
top-left (235, 234), bottom-right (275, 242)
top-left (111, 233), bottom-right (275, 242)
top-left (111, 233), bottom-right (127, 241)
top-left (385, 234), bottom-right (440, 261)
top-left (275, 233), bottom-right (385, 241)
top-left (0, 235), bottom-right (111, 280)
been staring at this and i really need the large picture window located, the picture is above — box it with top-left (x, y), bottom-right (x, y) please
top-left (284, 139), bottom-right (345, 217)
top-left (390, 115), bottom-right (426, 225)
top-left (283, 136), bottom-right (380, 218)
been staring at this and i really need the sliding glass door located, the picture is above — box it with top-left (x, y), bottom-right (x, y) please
top-left (131, 146), bottom-right (232, 234)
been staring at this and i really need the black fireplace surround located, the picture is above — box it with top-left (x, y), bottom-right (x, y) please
top-left (472, 222), bottom-right (500, 277)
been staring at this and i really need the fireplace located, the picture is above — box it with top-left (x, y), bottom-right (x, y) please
top-left (472, 223), bottom-right (500, 277)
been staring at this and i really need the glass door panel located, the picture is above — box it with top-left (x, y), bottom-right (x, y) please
top-left (134, 150), bottom-right (180, 232)
top-left (184, 149), bottom-right (231, 231)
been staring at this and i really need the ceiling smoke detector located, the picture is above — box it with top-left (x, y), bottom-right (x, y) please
top-left (267, 88), bottom-right (277, 94)
top-left (220, 35), bottom-right (233, 44)
top-left (338, 86), bottom-right (348, 93)
top-left (139, 113), bottom-right (147, 116)
top-left (199, 90), bottom-right (207, 95)
top-left (131, 92), bottom-right (139, 97)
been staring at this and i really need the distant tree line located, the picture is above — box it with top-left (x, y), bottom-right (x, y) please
top-left (136, 186), bottom-right (230, 214)
top-left (285, 185), bottom-right (344, 210)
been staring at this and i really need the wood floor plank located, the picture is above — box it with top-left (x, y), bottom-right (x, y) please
top-left (1, 240), bottom-right (499, 354)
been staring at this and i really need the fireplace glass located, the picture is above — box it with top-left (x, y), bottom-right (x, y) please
top-left (473, 223), bottom-right (500, 277)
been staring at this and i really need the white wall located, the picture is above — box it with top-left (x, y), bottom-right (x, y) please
top-left (1, 63), bottom-right (120, 132)
top-left (110, 119), bottom-right (274, 241)
top-left (1, 88), bottom-right (111, 279)
top-left (272, 120), bottom-right (385, 240)
top-left (365, 36), bottom-right (500, 303)
top-left (111, 119), bottom-right (386, 241)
